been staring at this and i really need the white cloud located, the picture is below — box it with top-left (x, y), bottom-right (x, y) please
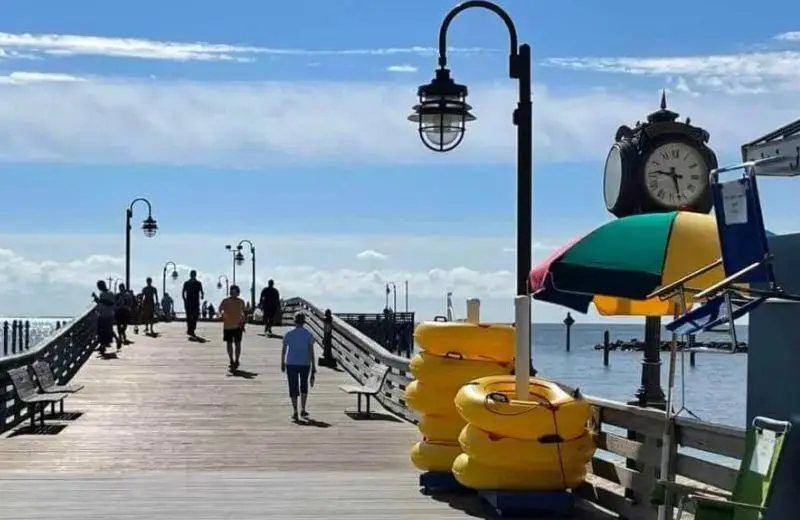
top-left (0, 71), bottom-right (87, 84)
top-left (0, 31), bottom-right (491, 62)
top-left (386, 64), bottom-right (418, 73)
top-left (0, 232), bottom-right (599, 323)
top-left (545, 49), bottom-right (800, 94)
top-left (774, 31), bottom-right (800, 41)
top-left (0, 76), bottom-right (796, 166)
top-left (356, 249), bottom-right (388, 261)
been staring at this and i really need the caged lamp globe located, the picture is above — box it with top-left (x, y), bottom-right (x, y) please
top-left (141, 216), bottom-right (158, 238)
top-left (408, 68), bottom-right (476, 153)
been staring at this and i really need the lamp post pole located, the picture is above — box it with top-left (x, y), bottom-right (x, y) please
top-left (217, 275), bottom-right (230, 295)
top-left (404, 280), bottom-right (409, 313)
top-left (162, 261), bottom-right (178, 297)
top-left (224, 244), bottom-right (242, 285)
top-left (125, 197), bottom-right (158, 291)
top-left (236, 240), bottom-right (257, 310)
top-left (410, 1), bottom-right (532, 396)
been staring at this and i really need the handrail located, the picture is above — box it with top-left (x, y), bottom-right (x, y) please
top-left (646, 258), bottom-right (723, 300)
top-left (0, 304), bottom-right (99, 432)
top-left (282, 295), bottom-right (748, 519)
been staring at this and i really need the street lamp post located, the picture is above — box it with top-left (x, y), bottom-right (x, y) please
top-left (113, 278), bottom-right (121, 292)
top-left (409, 1), bottom-right (532, 396)
top-left (385, 282), bottom-right (397, 311)
top-left (224, 244), bottom-right (246, 285)
top-left (125, 197), bottom-right (158, 291)
top-left (217, 275), bottom-right (230, 295)
top-left (404, 280), bottom-right (409, 313)
top-left (236, 239), bottom-right (257, 310)
top-left (162, 261), bottom-right (179, 297)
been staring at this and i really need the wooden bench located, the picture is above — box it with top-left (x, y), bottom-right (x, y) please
top-left (7, 366), bottom-right (70, 426)
top-left (338, 364), bottom-right (390, 417)
top-left (33, 360), bottom-right (84, 399)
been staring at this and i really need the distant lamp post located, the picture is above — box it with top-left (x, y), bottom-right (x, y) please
top-left (235, 239), bottom-right (257, 309)
top-left (162, 261), bottom-right (179, 296)
top-left (410, 0), bottom-right (533, 393)
top-left (125, 197), bottom-right (158, 290)
top-left (217, 274), bottom-right (230, 294)
top-left (225, 244), bottom-right (245, 284)
top-left (113, 277), bottom-right (121, 292)
top-left (404, 280), bottom-right (410, 313)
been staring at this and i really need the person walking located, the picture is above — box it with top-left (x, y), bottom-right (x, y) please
top-left (219, 284), bottom-right (246, 371)
top-left (182, 270), bottom-right (204, 337)
top-left (281, 312), bottom-right (316, 421)
top-left (92, 280), bottom-right (116, 355)
top-left (114, 283), bottom-right (134, 346)
top-left (140, 277), bottom-right (159, 335)
top-left (259, 279), bottom-right (280, 336)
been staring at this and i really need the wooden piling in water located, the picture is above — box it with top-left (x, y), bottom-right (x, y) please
top-left (603, 329), bottom-right (610, 366)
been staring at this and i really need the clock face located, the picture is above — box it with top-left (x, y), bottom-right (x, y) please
top-left (603, 144), bottom-right (623, 210)
top-left (644, 142), bottom-right (709, 208)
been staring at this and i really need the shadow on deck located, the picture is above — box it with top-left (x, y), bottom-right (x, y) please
top-left (0, 322), bottom-right (614, 519)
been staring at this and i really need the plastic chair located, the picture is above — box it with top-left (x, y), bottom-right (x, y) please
top-left (649, 157), bottom-right (800, 344)
top-left (651, 416), bottom-right (791, 519)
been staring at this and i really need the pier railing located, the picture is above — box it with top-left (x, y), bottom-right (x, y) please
top-left (0, 306), bottom-right (97, 433)
top-left (283, 297), bottom-right (746, 520)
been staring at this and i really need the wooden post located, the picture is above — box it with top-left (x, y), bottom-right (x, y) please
top-left (603, 329), bottom-right (610, 367)
top-left (563, 312), bottom-right (575, 352)
top-left (688, 335), bottom-right (696, 367)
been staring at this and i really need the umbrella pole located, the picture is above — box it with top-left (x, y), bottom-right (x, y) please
top-left (514, 295), bottom-right (531, 400)
top-left (657, 291), bottom-right (688, 520)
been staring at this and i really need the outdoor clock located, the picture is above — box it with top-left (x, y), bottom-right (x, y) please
top-left (603, 92), bottom-right (717, 218)
top-left (603, 138), bottom-right (638, 217)
top-left (642, 139), bottom-right (711, 211)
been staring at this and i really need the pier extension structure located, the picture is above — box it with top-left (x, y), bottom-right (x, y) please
top-left (0, 297), bottom-right (746, 519)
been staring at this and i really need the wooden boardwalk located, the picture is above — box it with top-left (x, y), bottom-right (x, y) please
top-left (0, 322), bottom-right (614, 519)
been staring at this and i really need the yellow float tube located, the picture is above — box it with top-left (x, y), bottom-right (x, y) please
top-left (405, 380), bottom-right (460, 416)
top-left (410, 440), bottom-right (462, 472)
top-left (414, 321), bottom-right (515, 363)
top-left (455, 376), bottom-right (591, 441)
top-left (459, 424), bottom-right (596, 470)
top-left (452, 453), bottom-right (588, 491)
top-left (418, 414), bottom-right (466, 443)
top-left (410, 351), bottom-right (512, 387)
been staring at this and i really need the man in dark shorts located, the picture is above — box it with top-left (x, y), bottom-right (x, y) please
top-left (259, 279), bottom-right (280, 335)
top-left (114, 283), bottom-right (134, 346)
top-left (182, 269), bottom-right (204, 337)
top-left (219, 285), bottom-right (246, 371)
top-left (140, 277), bottom-right (159, 335)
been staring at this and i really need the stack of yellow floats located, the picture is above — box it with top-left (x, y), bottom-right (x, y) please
top-left (406, 321), bottom-right (515, 473)
top-left (454, 376), bottom-right (597, 491)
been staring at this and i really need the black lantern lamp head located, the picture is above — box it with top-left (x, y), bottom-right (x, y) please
top-left (234, 251), bottom-right (246, 266)
top-left (216, 281), bottom-right (223, 289)
top-left (408, 68), bottom-right (476, 153)
top-left (170, 270), bottom-right (179, 281)
top-left (141, 216), bottom-right (158, 238)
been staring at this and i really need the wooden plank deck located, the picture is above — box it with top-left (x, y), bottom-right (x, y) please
top-left (0, 321), bottom-right (615, 519)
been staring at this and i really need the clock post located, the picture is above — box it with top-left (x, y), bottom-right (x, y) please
top-left (602, 91), bottom-right (719, 409)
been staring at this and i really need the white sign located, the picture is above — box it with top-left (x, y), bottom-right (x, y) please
top-left (721, 181), bottom-right (748, 225)
top-left (749, 429), bottom-right (777, 476)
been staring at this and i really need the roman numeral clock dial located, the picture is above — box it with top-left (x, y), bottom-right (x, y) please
top-left (643, 142), bottom-right (709, 209)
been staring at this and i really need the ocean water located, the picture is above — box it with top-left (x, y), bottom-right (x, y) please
top-left (0, 318), bottom-right (72, 356)
top-left (530, 323), bottom-right (747, 428)
top-left (2, 319), bottom-right (748, 429)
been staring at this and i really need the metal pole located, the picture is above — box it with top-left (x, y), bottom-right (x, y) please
top-left (251, 248), bottom-right (256, 310)
top-left (404, 280), bottom-right (409, 312)
top-left (125, 209), bottom-right (132, 290)
top-left (393, 283), bottom-right (397, 313)
top-left (162, 268), bottom-right (167, 297)
top-left (632, 316), bottom-right (666, 408)
top-left (231, 251), bottom-right (237, 285)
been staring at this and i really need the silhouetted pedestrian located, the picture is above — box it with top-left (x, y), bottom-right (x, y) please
top-left (92, 280), bottom-right (116, 354)
top-left (260, 280), bottom-right (280, 335)
top-left (182, 270), bottom-right (204, 337)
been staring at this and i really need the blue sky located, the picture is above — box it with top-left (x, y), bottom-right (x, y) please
top-left (0, 0), bottom-right (798, 321)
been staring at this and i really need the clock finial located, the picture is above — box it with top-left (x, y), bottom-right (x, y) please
top-left (660, 89), bottom-right (667, 110)
top-left (647, 90), bottom-right (679, 123)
